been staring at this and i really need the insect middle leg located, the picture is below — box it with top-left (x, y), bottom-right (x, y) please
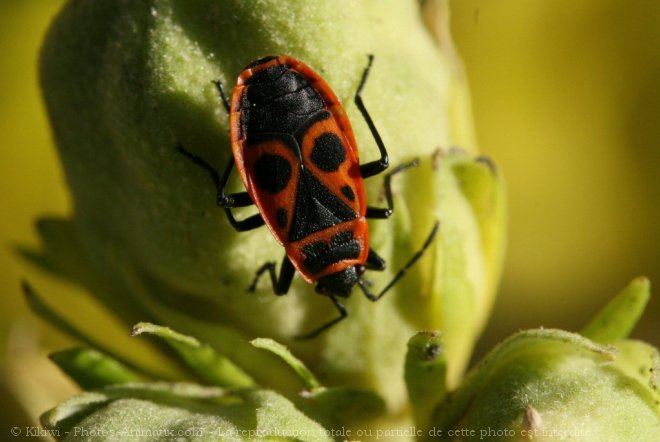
top-left (176, 144), bottom-right (264, 232)
top-left (365, 248), bottom-right (387, 271)
top-left (247, 255), bottom-right (296, 295)
top-left (366, 159), bottom-right (419, 219)
top-left (357, 248), bottom-right (387, 289)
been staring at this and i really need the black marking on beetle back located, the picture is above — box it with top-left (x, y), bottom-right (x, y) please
top-left (311, 132), bottom-right (346, 172)
top-left (241, 66), bottom-right (325, 137)
top-left (276, 208), bottom-right (288, 228)
top-left (289, 168), bottom-right (358, 242)
top-left (253, 154), bottom-right (292, 193)
top-left (301, 231), bottom-right (361, 274)
top-left (340, 185), bottom-right (355, 202)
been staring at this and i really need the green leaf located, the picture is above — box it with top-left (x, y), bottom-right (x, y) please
top-left (250, 338), bottom-right (321, 390)
top-left (453, 156), bottom-right (507, 322)
top-left (581, 277), bottom-right (651, 343)
top-left (49, 347), bottom-right (141, 390)
top-left (19, 218), bottom-right (156, 333)
top-left (23, 280), bottom-right (99, 350)
top-left (131, 322), bottom-right (254, 388)
top-left (302, 386), bottom-right (386, 428)
top-left (22, 281), bottom-right (165, 380)
top-left (42, 383), bottom-right (333, 442)
top-left (250, 338), bottom-right (386, 427)
top-left (404, 332), bottom-right (447, 431)
top-left (428, 150), bottom-right (507, 387)
top-left (17, 217), bottom-right (91, 284)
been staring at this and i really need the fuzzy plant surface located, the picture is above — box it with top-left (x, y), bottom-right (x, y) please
top-left (27, 0), bottom-right (659, 440)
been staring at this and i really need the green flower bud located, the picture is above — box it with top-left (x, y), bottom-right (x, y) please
top-left (34, 0), bottom-right (504, 411)
top-left (42, 383), bottom-right (334, 442)
top-left (425, 279), bottom-right (660, 441)
top-left (429, 330), bottom-right (660, 441)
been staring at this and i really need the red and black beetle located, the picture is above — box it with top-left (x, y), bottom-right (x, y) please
top-left (178, 55), bottom-right (438, 338)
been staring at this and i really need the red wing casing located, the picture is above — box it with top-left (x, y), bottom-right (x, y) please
top-left (229, 56), bottom-right (369, 282)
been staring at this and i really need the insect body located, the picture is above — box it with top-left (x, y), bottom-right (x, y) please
top-left (178, 55), bottom-right (438, 338)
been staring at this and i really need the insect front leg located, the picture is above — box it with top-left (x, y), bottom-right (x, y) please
top-left (212, 80), bottom-right (231, 113)
top-left (176, 144), bottom-right (264, 231)
top-left (247, 255), bottom-right (295, 295)
top-left (354, 55), bottom-right (390, 179)
top-left (295, 295), bottom-right (348, 340)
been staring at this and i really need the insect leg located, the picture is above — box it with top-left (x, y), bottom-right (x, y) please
top-left (295, 295), bottom-right (348, 340)
top-left (355, 55), bottom-right (389, 179)
top-left (359, 221), bottom-right (439, 301)
top-left (247, 255), bottom-right (295, 295)
top-left (225, 211), bottom-right (265, 231)
top-left (177, 144), bottom-right (264, 231)
top-left (366, 159), bottom-right (419, 219)
top-left (212, 80), bottom-right (231, 113)
top-left (365, 248), bottom-right (386, 271)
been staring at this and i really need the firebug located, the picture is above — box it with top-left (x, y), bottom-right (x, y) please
top-left (178, 55), bottom-right (438, 338)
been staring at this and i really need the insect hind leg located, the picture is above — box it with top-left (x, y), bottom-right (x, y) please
top-left (295, 295), bottom-right (348, 340)
top-left (359, 221), bottom-right (440, 301)
top-left (248, 256), bottom-right (295, 295)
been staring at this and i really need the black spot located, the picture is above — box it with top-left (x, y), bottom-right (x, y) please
top-left (254, 154), bottom-right (291, 193)
top-left (311, 132), bottom-right (346, 172)
top-left (340, 185), bottom-right (355, 201)
top-left (276, 208), bottom-right (287, 228)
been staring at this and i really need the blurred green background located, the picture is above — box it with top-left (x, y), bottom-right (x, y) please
top-left (0, 0), bottom-right (658, 433)
top-left (450, 0), bottom-right (660, 359)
